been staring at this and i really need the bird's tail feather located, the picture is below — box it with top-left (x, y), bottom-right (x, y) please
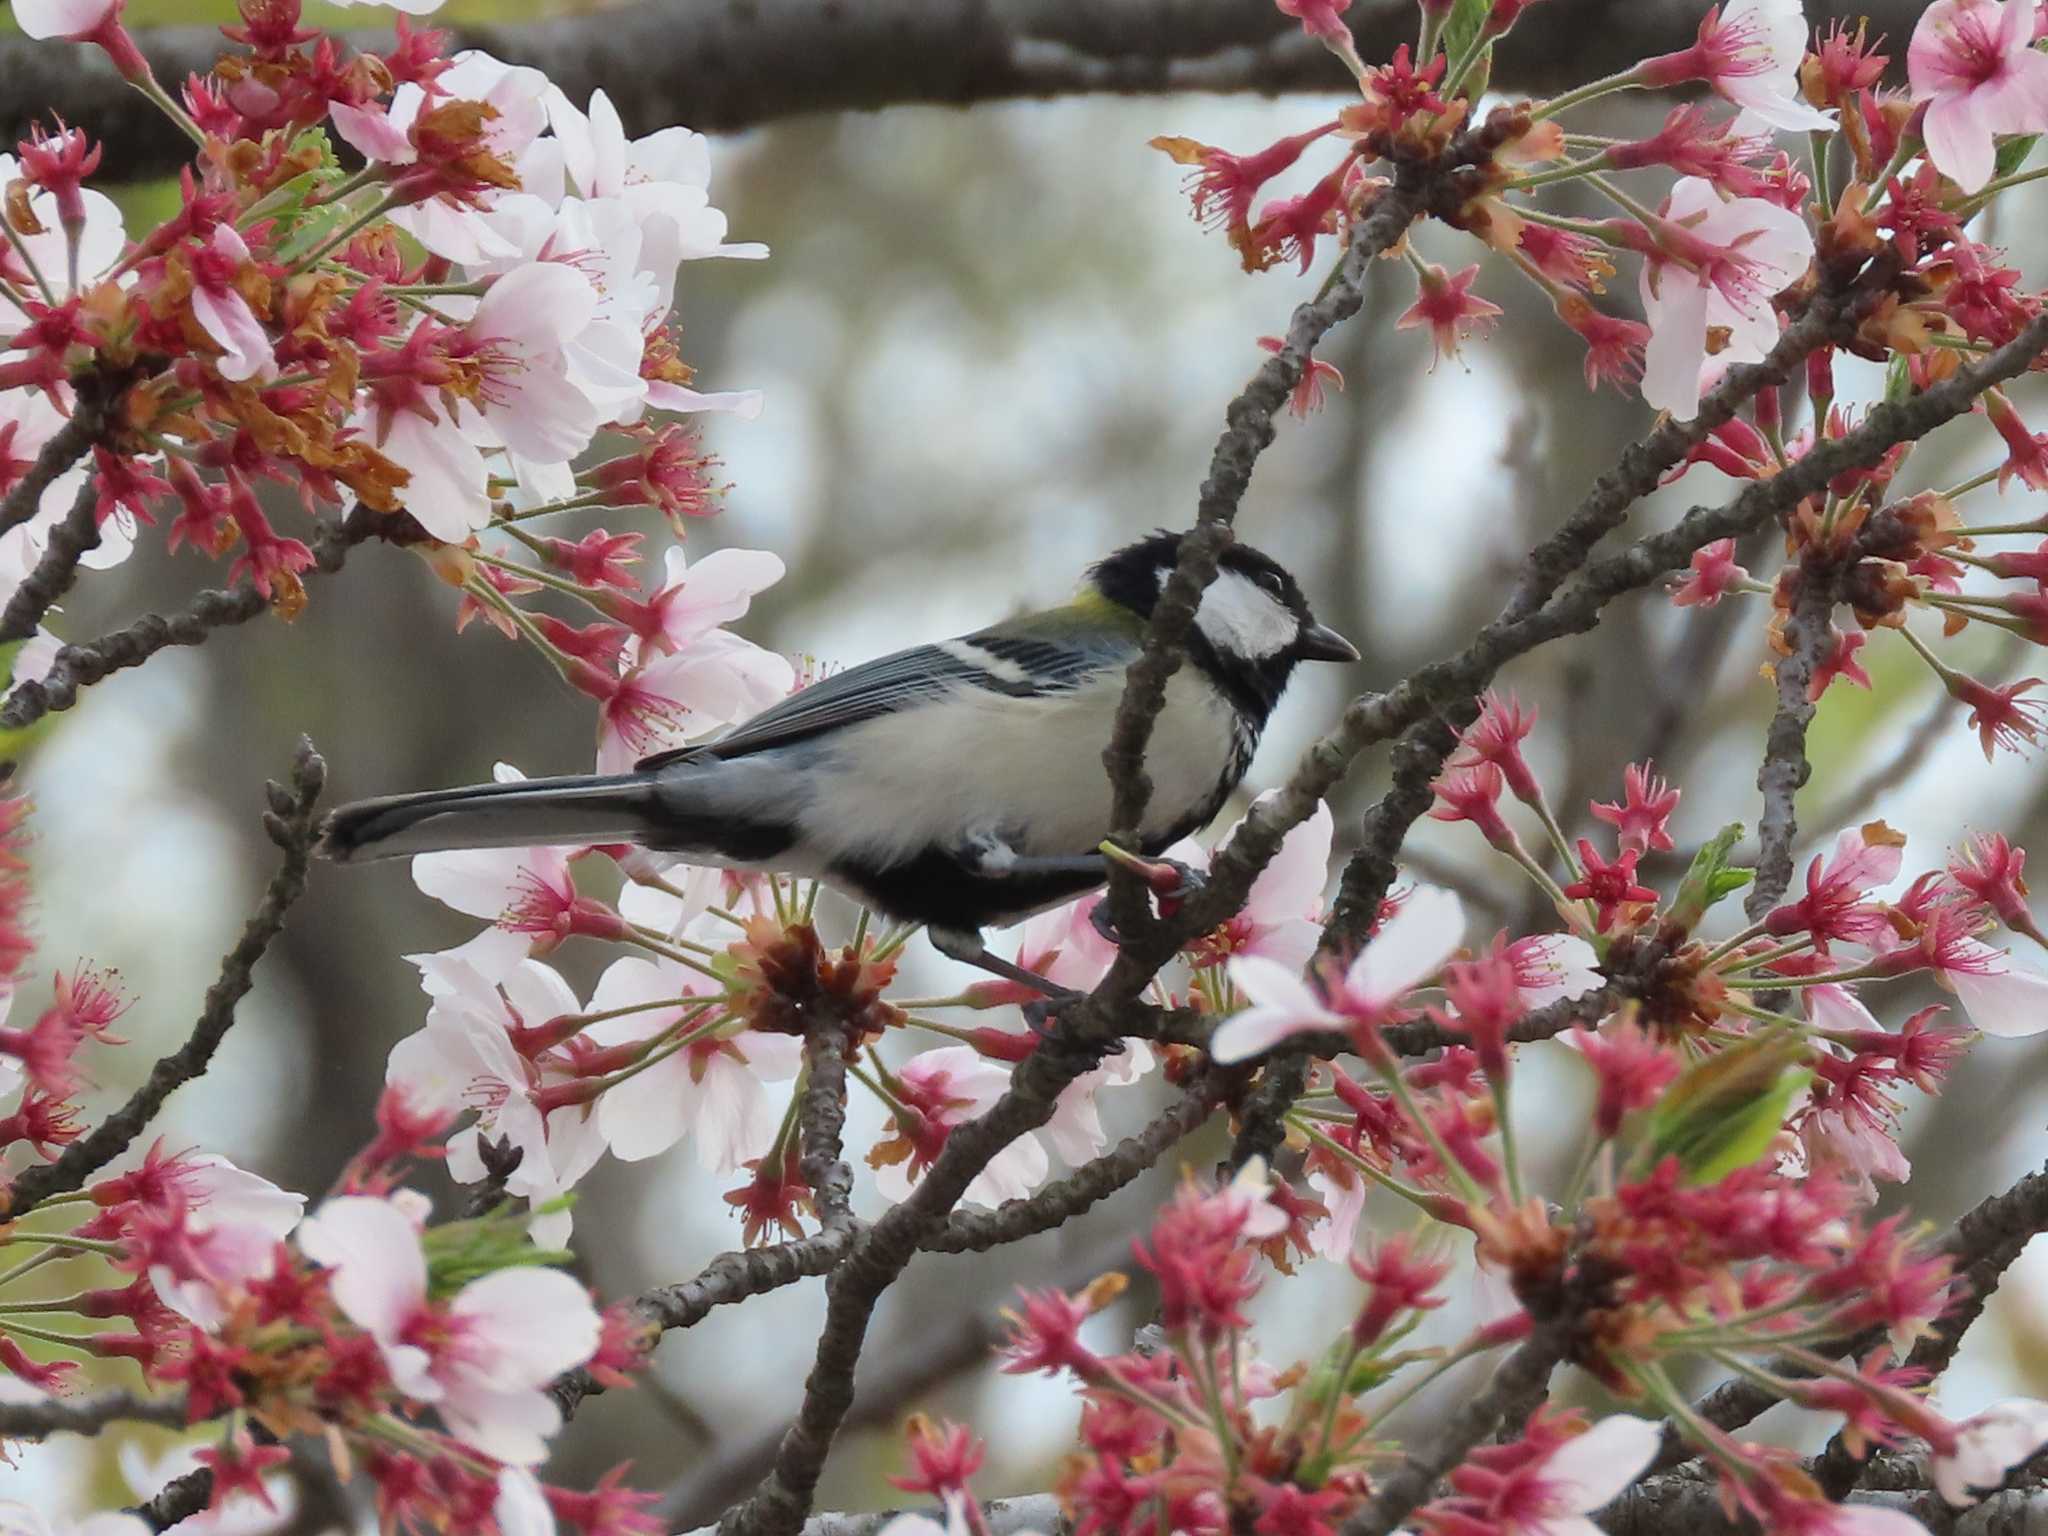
top-left (321, 773), bottom-right (663, 862)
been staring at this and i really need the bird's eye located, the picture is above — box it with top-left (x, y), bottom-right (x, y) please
top-left (1256, 570), bottom-right (1286, 597)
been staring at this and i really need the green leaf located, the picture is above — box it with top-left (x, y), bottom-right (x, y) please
top-left (1667, 822), bottom-right (1751, 932)
top-left (1995, 133), bottom-right (2040, 182)
top-left (1884, 351), bottom-right (1915, 405)
top-left (1646, 1034), bottom-right (1812, 1185)
top-left (1443, 0), bottom-right (1491, 62)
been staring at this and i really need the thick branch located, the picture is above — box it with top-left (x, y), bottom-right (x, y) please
top-left (684, 1494), bottom-right (1069, 1536)
top-left (0, 738), bottom-right (326, 1219)
top-left (6, 0), bottom-right (1937, 186)
top-left (720, 1036), bottom-right (1109, 1536)
top-left (922, 1072), bottom-right (1221, 1253)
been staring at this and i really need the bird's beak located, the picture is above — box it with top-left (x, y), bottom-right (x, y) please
top-left (1296, 622), bottom-right (1360, 663)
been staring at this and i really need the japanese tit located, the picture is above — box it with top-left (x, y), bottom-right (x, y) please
top-left (322, 531), bottom-right (1358, 959)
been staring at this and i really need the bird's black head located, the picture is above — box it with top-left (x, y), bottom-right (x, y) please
top-left (1088, 531), bottom-right (1359, 722)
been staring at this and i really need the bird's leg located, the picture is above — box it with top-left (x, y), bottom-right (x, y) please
top-left (1088, 849), bottom-right (1210, 948)
top-left (926, 925), bottom-right (1080, 1003)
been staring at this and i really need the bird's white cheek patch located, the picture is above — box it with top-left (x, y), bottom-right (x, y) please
top-left (1193, 571), bottom-right (1299, 659)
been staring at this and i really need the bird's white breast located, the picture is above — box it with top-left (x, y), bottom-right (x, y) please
top-left (797, 668), bottom-right (1244, 867)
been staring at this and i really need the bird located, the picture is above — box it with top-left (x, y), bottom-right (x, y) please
top-left (321, 530), bottom-right (1358, 985)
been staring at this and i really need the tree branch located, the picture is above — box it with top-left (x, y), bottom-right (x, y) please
top-left (1338, 1320), bottom-right (1572, 1536)
top-left (800, 1020), bottom-right (858, 1236)
top-left (0, 376), bottom-right (115, 540)
top-left (0, 479), bottom-right (100, 646)
top-left (0, 1388), bottom-right (190, 1438)
top-left (1744, 579), bottom-right (1833, 923)
top-left (0, 504), bottom-right (378, 737)
top-left (719, 1035), bottom-right (1111, 1536)
top-left (5, 0), bottom-right (1938, 186)
top-left (0, 738), bottom-right (326, 1220)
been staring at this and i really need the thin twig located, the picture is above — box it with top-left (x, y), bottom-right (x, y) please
top-left (0, 479), bottom-right (100, 646)
top-left (1337, 1320), bottom-right (1572, 1536)
top-left (1745, 579), bottom-right (1834, 923)
top-left (801, 1019), bottom-right (858, 1235)
top-left (0, 1388), bottom-right (191, 1437)
top-left (0, 376), bottom-right (114, 540)
top-left (1, 739), bottom-right (327, 1219)
top-left (0, 504), bottom-right (378, 736)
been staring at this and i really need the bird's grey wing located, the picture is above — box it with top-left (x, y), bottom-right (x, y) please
top-left (635, 626), bottom-right (1125, 771)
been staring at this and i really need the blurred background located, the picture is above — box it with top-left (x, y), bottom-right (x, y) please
top-left (8, 0), bottom-right (2048, 1522)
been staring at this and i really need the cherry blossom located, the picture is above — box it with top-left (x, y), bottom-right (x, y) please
top-left (1652, 0), bottom-right (1837, 131)
top-left (1447, 1413), bottom-right (1664, 1535)
top-left (387, 956), bottom-right (608, 1242)
top-left (296, 1194), bottom-right (600, 1464)
top-left (609, 544), bottom-right (788, 657)
top-left (1178, 791), bottom-right (1334, 972)
top-left (1640, 178), bottom-right (1816, 420)
top-left (144, 1154), bottom-right (307, 1329)
top-left (593, 628), bottom-right (795, 773)
top-left (584, 952), bottom-right (801, 1170)
top-left (870, 1047), bottom-right (1049, 1206)
top-left (1506, 932), bottom-right (1604, 1008)
top-left (1930, 1398), bottom-right (2048, 1504)
top-left (1909, 0), bottom-right (2048, 192)
top-left (1212, 886), bottom-right (1464, 1062)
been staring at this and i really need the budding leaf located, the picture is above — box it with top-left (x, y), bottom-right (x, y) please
top-left (1646, 1033), bottom-right (1811, 1185)
top-left (1884, 352), bottom-right (1915, 405)
top-left (1995, 134), bottom-right (2039, 182)
top-left (1668, 822), bottom-right (1753, 932)
top-left (1443, 0), bottom-right (1491, 62)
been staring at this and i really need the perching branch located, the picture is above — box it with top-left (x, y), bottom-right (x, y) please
top-left (3, 0), bottom-right (1941, 186)
top-left (0, 503), bottom-right (379, 737)
top-left (800, 1020), bottom-right (858, 1235)
top-left (1101, 168), bottom-right (1427, 932)
top-left (0, 738), bottom-right (326, 1220)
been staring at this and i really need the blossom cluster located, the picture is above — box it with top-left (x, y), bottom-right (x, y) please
top-left (1, 0), bottom-right (782, 770)
top-left (0, 785), bottom-right (656, 1530)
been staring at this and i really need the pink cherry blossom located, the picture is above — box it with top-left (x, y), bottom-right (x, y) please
top-left (1931, 1398), bottom-right (2048, 1504)
top-left (1909, 0), bottom-right (2048, 192)
top-left (611, 544), bottom-right (787, 656)
top-left (585, 952), bottom-right (800, 1170)
top-left (1212, 886), bottom-right (1464, 1063)
top-left (594, 629), bottom-right (795, 772)
top-left (871, 1047), bottom-right (1049, 1206)
top-left (387, 956), bottom-right (608, 1242)
top-left (296, 1195), bottom-right (600, 1464)
top-left (1485, 1413), bottom-right (1665, 1535)
top-left (144, 1154), bottom-right (306, 1330)
top-left (1505, 932), bottom-right (1604, 1009)
top-left (1672, 538), bottom-right (1751, 607)
top-left (10, 0), bottom-right (118, 37)
top-left (1765, 824), bottom-right (1907, 948)
top-left (1001, 891), bottom-right (1118, 998)
top-left (1640, 178), bottom-right (1815, 420)
top-left (1935, 938), bottom-right (2048, 1036)
top-left (1179, 791), bottom-right (1334, 972)
top-left (1702, 0), bottom-right (1836, 130)
top-left (188, 225), bottom-right (275, 383)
